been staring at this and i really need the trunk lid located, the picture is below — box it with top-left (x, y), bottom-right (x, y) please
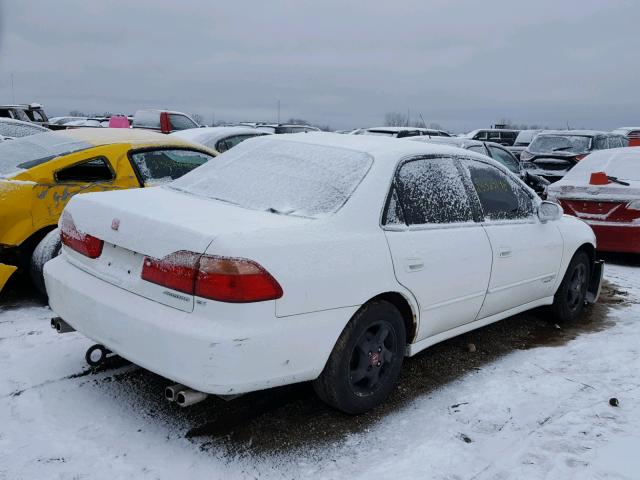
top-left (62, 186), bottom-right (304, 312)
top-left (553, 183), bottom-right (640, 224)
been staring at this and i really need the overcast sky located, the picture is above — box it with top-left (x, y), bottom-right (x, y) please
top-left (1, 0), bottom-right (639, 131)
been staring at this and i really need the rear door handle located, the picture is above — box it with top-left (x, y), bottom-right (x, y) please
top-left (404, 257), bottom-right (425, 272)
top-left (498, 247), bottom-right (512, 258)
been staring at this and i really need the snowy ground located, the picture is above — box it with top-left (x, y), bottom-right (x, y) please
top-left (1, 261), bottom-right (639, 480)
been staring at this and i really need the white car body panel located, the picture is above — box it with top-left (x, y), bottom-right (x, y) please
top-left (384, 223), bottom-right (492, 340)
top-left (478, 219), bottom-right (563, 318)
top-left (45, 133), bottom-right (598, 396)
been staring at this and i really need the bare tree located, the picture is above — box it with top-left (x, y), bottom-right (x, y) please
top-left (385, 112), bottom-right (408, 127)
top-left (191, 113), bottom-right (204, 125)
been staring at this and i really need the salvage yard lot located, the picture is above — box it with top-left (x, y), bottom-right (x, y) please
top-left (1, 256), bottom-right (639, 480)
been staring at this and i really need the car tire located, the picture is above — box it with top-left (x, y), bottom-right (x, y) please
top-left (30, 228), bottom-right (62, 298)
top-left (551, 251), bottom-right (590, 323)
top-left (312, 300), bottom-right (406, 414)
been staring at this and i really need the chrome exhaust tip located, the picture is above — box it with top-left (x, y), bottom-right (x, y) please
top-left (50, 317), bottom-right (75, 333)
top-left (176, 389), bottom-right (208, 407)
top-left (165, 384), bottom-right (186, 402)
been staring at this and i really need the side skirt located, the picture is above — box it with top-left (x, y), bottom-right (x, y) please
top-left (406, 296), bottom-right (554, 357)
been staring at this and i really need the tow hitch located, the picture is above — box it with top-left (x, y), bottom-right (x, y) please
top-left (85, 344), bottom-right (112, 367)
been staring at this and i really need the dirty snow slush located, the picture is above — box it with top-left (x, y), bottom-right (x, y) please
top-left (0, 259), bottom-right (638, 479)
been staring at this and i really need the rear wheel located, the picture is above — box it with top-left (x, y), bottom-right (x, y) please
top-left (313, 300), bottom-right (406, 414)
top-left (30, 228), bottom-right (62, 297)
top-left (551, 251), bottom-right (590, 322)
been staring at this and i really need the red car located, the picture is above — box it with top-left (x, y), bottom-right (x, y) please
top-left (612, 127), bottom-right (640, 147)
top-left (547, 148), bottom-right (640, 253)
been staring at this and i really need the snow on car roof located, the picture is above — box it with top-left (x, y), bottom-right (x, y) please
top-left (537, 130), bottom-right (608, 137)
top-left (264, 131), bottom-right (475, 159)
top-left (407, 136), bottom-right (484, 148)
top-left (553, 148), bottom-right (640, 185)
top-left (61, 127), bottom-right (212, 149)
top-left (364, 126), bottom-right (439, 133)
top-left (171, 126), bottom-right (268, 144)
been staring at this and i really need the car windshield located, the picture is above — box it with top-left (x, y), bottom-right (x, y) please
top-left (170, 138), bottom-right (373, 218)
top-left (528, 135), bottom-right (591, 154)
top-left (0, 132), bottom-right (91, 177)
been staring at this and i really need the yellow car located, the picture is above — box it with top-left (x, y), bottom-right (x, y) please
top-left (0, 128), bottom-right (218, 294)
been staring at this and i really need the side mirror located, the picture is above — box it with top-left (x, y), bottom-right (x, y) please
top-left (538, 201), bottom-right (563, 223)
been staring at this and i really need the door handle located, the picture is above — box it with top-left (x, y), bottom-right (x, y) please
top-left (404, 257), bottom-right (425, 272)
top-left (498, 247), bottom-right (512, 258)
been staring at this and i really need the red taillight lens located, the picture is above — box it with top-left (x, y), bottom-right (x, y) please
top-left (196, 256), bottom-right (283, 303)
top-left (141, 251), bottom-right (200, 294)
top-left (60, 211), bottom-right (104, 258)
top-left (140, 252), bottom-right (283, 303)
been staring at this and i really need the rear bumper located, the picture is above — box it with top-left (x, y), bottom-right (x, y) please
top-left (44, 256), bottom-right (354, 395)
top-left (588, 223), bottom-right (640, 253)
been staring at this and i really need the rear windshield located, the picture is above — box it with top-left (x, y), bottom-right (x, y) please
top-left (170, 138), bottom-right (373, 218)
top-left (529, 135), bottom-right (591, 154)
top-left (513, 130), bottom-right (540, 146)
top-left (0, 132), bottom-right (91, 177)
top-left (0, 121), bottom-right (47, 138)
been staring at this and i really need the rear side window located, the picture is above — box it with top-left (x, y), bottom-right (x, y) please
top-left (488, 146), bottom-right (520, 174)
top-left (131, 149), bottom-right (213, 185)
top-left (394, 157), bottom-right (473, 225)
top-left (463, 160), bottom-right (533, 221)
top-left (55, 157), bottom-right (114, 183)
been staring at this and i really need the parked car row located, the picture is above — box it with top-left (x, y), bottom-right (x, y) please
top-left (7, 131), bottom-right (599, 415)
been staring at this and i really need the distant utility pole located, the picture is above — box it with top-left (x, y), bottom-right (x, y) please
top-left (11, 74), bottom-right (15, 103)
top-left (211, 112), bottom-right (215, 126)
top-left (406, 108), bottom-right (410, 127)
top-left (277, 100), bottom-right (281, 123)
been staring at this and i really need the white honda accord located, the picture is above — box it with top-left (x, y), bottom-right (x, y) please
top-left (45, 133), bottom-right (603, 414)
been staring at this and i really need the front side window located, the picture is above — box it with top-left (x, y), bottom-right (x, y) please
top-left (169, 114), bottom-right (198, 131)
top-left (131, 149), bottom-right (213, 185)
top-left (488, 146), bottom-right (520, 174)
top-left (463, 160), bottom-right (534, 221)
top-left (55, 157), bottom-right (114, 183)
top-left (594, 136), bottom-right (609, 150)
top-left (394, 157), bottom-right (473, 225)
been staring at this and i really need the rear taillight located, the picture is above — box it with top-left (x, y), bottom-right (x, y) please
top-left (60, 211), bottom-right (103, 259)
top-left (141, 252), bottom-right (283, 303)
top-left (141, 251), bottom-right (200, 294)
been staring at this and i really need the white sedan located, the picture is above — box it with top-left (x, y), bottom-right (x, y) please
top-left (44, 133), bottom-right (603, 414)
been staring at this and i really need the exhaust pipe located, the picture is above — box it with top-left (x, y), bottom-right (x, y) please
top-left (50, 317), bottom-right (75, 333)
top-left (176, 389), bottom-right (208, 407)
top-left (165, 384), bottom-right (186, 402)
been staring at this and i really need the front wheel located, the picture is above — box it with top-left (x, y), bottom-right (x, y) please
top-left (30, 228), bottom-right (62, 297)
top-left (551, 251), bottom-right (590, 322)
top-left (313, 300), bottom-right (406, 414)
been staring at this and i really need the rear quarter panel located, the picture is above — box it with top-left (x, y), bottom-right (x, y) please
top-left (204, 219), bottom-right (409, 319)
